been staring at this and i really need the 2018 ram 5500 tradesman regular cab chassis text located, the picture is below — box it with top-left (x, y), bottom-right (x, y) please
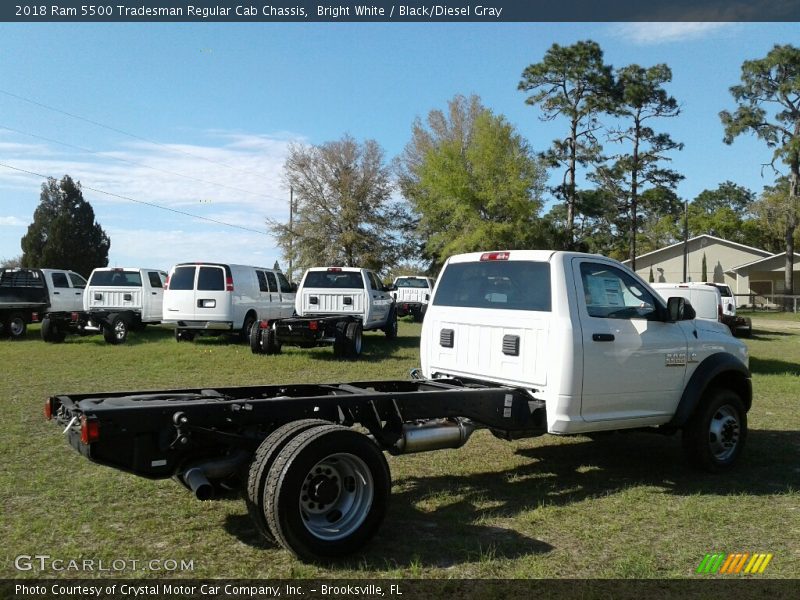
top-left (47, 251), bottom-right (751, 561)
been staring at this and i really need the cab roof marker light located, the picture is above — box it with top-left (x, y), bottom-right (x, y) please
top-left (480, 252), bottom-right (510, 261)
top-left (327, 267), bottom-right (343, 272)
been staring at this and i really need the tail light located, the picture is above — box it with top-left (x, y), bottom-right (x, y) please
top-left (259, 320), bottom-right (271, 329)
top-left (31, 312), bottom-right (39, 323)
top-left (309, 320), bottom-right (318, 331)
top-left (226, 276), bottom-right (234, 291)
top-left (480, 251), bottom-right (510, 261)
top-left (80, 416), bottom-right (100, 445)
top-left (71, 312), bottom-right (79, 322)
top-left (164, 275), bottom-right (170, 290)
top-left (44, 399), bottom-right (53, 420)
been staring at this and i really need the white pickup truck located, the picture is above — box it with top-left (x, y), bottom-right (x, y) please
top-left (250, 266), bottom-right (397, 358)
top-left (84, 267), bottom-right (167, 344)
top-left (391, 275), bottom-right (434, 321)
top-left (49, 250), bottom-right (751, 561)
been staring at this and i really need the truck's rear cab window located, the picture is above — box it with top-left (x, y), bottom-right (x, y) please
top-left (396, 278), bottom-right (429, 288)
top-left (89, 271), bottom-right (142, 287)
top-left (433, 261), bottom-right (551, 311)
top-left (304, 271), bottom-right (364, 289)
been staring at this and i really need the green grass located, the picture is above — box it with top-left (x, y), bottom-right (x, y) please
top-left (1, 320), bottom-right (798, 579)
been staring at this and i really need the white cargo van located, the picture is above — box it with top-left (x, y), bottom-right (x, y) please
top-left (84, 267), bottom-right (167, 344)
top-left (651, 283), bottom-right (723, 324)
top-left (163, 263), bottom-right (295, 342)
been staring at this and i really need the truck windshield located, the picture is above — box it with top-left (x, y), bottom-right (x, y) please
top-left (396, 278), bottom-right (429, 288)
top-left (433, 261), bottom-right (551, 311)
top-left (89, 271), bottom-right (142, 287)
top-left (304, 271), bottom-right (364, 289)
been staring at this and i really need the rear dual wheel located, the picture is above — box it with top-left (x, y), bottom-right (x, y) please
top-left (250, 322), bottom-right (281, 355)
top-left (333, 321), bottom-right (362, 359)
top-left (103, 316), bottom-right (128, 344)
top-left (41, 317), bottom-right (66, 343)
top-left (248, 423), bottom-right (390, 561)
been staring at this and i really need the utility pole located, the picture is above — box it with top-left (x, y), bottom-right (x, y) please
top-left (682, 200), bottom-right (688, 282)
top-left (288, 186), bottom-right (294, 282)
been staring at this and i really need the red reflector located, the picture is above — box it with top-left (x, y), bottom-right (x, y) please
top-left (259, 320), bottom-right (270, 329)
top-left (80, 416), bottom-right (100, 445)
top-left (31, 312), bottom-right (39, 322)
top-left (327, 267), bottom-right (343, 272)
top-left (309, 320), bottom-right (318, 331)
top-left (44, 400), bottom-right (52, 421)
top-left (480, 251), bottom-right (510, 261)
top-left (226, 276), bottom-right (234, 292)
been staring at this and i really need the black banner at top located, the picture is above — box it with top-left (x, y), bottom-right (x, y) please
top-left (3, 0), bottom-right (800, 22)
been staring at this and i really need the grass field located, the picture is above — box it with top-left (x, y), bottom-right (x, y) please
top-left (1, 319), bottom-right (798, 579)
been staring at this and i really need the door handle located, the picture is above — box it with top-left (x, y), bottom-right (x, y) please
top-left (53, 291), bottom-right (60, 295)
top-left (592, 333), bottom-right (615, 342)
top-left (151, 292), bottom-right (157, 295)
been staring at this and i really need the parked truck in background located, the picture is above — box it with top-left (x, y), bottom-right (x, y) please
top-left (83, 267), bottom-right (167, 344)
top-left (250, 266), bottom-right (397, 359)
top-left (48, 250), bottom-right (751, 561)
top-left (0, 268), bottom-right (87, 340)
top-left (391, 275), bottom-right (434, 321)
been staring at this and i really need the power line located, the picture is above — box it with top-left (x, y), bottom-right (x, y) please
top-left (0, 88), bottom-right (267, 177)
top-left (0, 161), bottom-right (270, 237)
top-left (0, 123), bottom-right (286, 204)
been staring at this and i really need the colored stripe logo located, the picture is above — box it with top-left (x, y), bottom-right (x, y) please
top-left (697, 553), bottom-right (773, 574)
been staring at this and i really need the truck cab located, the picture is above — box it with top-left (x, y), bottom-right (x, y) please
top-left (421, 250), bottom-right (750, 435)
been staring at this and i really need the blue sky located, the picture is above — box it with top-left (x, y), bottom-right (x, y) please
top-left (0, 22), bottom-right (797, 271)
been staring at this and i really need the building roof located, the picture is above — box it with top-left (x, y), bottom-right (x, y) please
top-left (621, 234), bottom-right (772, 265)
top-left (725, 251), bottom-right (800, 274)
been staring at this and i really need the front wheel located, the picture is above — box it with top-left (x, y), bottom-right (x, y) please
top-left (261, 425), bottom-right (391, 561)
top-left (682, 389), bottom-right (747, 472)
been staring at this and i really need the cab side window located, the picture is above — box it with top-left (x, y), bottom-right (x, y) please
top-left (68, 273), bottom-right (87, 288)
top-left (580, 263), bottom-right (659, 320)
top-left (51, 272), bottom-right (70, 288)
top-left (276, 272), bottom-right (292, 294)
top-left (147, 271), bottom-right (163, 288)
top-left (367, 272), bottom-right (381, 291)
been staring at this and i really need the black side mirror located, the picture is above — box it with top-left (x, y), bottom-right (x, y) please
top-left (667, 297), bottom-right (696, 322)
top-left (290, 282), bottom-right (298, 293)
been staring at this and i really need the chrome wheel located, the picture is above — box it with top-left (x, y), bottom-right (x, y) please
top-left (9, 317), bottom-right (25, 337)
top-left (299, 452), bottom-right (374, 542)
top-left (708, 404), bottom-right (740, 462)
top-left (114, 320), bottom-right (127, 341)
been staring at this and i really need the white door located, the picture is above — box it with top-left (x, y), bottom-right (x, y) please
top-left (195, 265), bottom-right (229, 324)
top-left (365, 271), bottom-right (390, 328)
top-left (164, 265), bottom-right (197, 321)
top-left (143, 271), bottom-right (165, 322)
top-left (275, 271), bottom-right (296, 318)
top-left (46, 271), bottom-right (74, 313)
top-left (574, 258), bottom-right (689, 422)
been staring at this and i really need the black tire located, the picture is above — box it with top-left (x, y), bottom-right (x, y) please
top-left (412, 308), bottom-right (423, 323)
top-left (6, 313), bottom-right (26, 339)
top-left (246, 419), bottom-right (331, 542)
top-left (250, 322), bottom-right (265, 354)
top-left (103, 316), bottom-right (128, 345)
top-left (241, 313), bottom-right (257, 343)
top-left (332, 321), bottom-right (347, 358)
top-left (175, 329), bottom-right (195, 343)
top-left (265, 328), bottom-right (282, 355)
top-left (383, 308), bottom-right (398, 339)
top-left (41, 317), bottom-right (66, 343)
top-left (262, 425), bottom-right (391, 561)
top-left (682, 388), bottom-right (747, 472)
top-left (344, 321), bottom-right (362, 359)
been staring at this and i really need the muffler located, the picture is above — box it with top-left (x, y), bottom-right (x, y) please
top-left (179, 450), bottom-right (250, 500)
top-left (392, 419), bottom-right (477, 455)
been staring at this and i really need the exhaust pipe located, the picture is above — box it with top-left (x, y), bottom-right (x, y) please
top-left (179, 450), bottom-right (250, 500)
top-left (392, 419), bottom-right (477, 455)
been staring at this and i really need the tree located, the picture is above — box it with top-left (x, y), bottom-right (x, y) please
top-left (519, 40), bottom-right (616, 245)
top-left (752, 178), bottom-right (800, 256)
top-left (20, 175), bottom-right (110, 277)
top-left (720, 44), bottom-right (800, 303)
top-left (702, 252), bottom-right (708, 281)
top-left (272, 260), bottom-right (282, 272)
top-left (270, 135), bottom-right (404, 275)
top-left (397, 96), bottom-right (549, 271)
top-left (1, 255), bottom-right (22, 268)
top-left (593, 63), bottom-right (683, 269)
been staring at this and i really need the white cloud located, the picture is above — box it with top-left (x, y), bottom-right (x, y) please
top-left (0, 216), bottom-right (25, 227)
top-left (105, 227), bottom-right (280, 272)
top-left (611, 22), bottom-right (736, 45)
